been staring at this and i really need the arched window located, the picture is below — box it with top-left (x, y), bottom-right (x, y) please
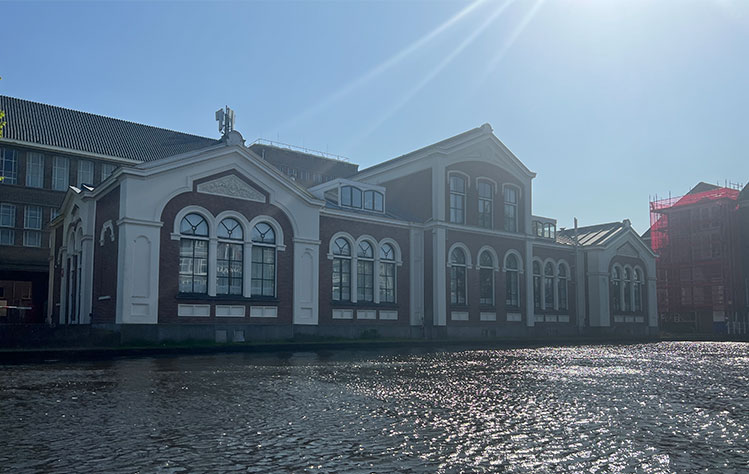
top-left (340, 185), bottom-right (362, 208)
top-left (623, 267), bottom-right (632, 312)
top-left (505, 254), bottom-right (520, 308)
top-left (558, 264), bottom-right (569, 311)
top-left (449, 174), bottom-right (466, 224)
top-left (179, 213), bottom-right (209, 294)
top-left (611, 266), bottom-right (622, 312)
top-left (450, 247), bottom-right (467, 305)
top-left (634, 269), bottom-right (643, 311)
top-left (332, 237), bottom-right (351, 301)
top-left (544, 262), bottom-right (555, 310)
top-left (357, 241), bottom-right (374, 302)
top-left (379, 243), bottom-right (396, 303)
top-left (363, 190), bottom-right (384, 212)
top-left (504, 186), bottom-right (518, 232)
top-left (533, 261), bottom-right (542, 309)
top-left (251, 223), bottom-right (276, 297)
top-left (216, 218), bottom-right (243, 295)
top-left (479, 250), bottom-right (494, 305)
top-left (477, 180), bottom-right (493, 229)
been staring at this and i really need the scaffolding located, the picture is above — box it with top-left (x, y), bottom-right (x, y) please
top-left (649, 186), bottom-right (743, 333)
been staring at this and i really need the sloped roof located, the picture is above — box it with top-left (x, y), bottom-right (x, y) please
top-left (0, 95), bottom-right (219, 161)
top-left (557, 221), bottom-right (626, 247)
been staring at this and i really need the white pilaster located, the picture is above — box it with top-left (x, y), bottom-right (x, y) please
top-left (293, 238), bottom-right (319, 325)
top-left (433, 226), bottom-right (447, 327)
top-left (525, 240), bottom-right (534, 327)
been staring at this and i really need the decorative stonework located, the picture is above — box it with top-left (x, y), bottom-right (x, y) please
top-left (197, 175), bottom-right (265, 202)
top-left (616, 242), bottom-right (639, 257)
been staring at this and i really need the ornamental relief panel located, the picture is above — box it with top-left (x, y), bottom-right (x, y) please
top-left (196, 175), bottom-right (266, 203)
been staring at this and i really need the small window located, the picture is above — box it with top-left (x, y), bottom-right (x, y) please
top-left (340, 185), bottom-right (363, 209)
top-left (504, 186), bottom-right (518, 232)
top-left (363, 190), bottom-right (384, 212)
top-left (52, 156), bottom-right (70, 191)
top-left (23, 206), bottom-right (42, 247)
top-left (0, 203), bottom-right (16, 246)
top-left (101, 163), bottom-right (117, 182)
top-left (478, 180), bottom-right (493, 229)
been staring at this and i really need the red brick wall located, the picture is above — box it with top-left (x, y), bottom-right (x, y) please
top-left (158, 171), bottom-right (294, 324)
top-left (92, 186), bottom-right (120, 323)
top-left (319, 215), bottom-right (411, 326)
top-left (380, 168), bottom-right (432, 222)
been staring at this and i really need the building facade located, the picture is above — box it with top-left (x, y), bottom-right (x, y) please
top-left (648, 182), bottom-right (749, 335)
top-left (45, 116), bottom-right (657, 342)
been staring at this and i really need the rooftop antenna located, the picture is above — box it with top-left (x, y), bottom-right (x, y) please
top-left (215, 106), bottom-right (235, 137)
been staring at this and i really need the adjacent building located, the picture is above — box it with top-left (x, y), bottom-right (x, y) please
top-left (648, 182), bottom-right (749, 335)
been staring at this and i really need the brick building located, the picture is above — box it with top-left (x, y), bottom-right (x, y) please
top-left (648, 182), bottom-right (749, 335)
top-left (40, 107), bottom-right (656, 342)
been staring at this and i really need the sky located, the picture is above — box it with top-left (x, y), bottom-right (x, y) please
top-left (2, 0), bottom-right (748, 233)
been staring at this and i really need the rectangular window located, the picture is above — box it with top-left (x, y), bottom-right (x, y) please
top-left (449, 175), bottom-right (466, 224)
top-left (379, 262), bottom-right (395, 303)
top-left (332, 258), bottom-right (351, 301)
top-left (23, 206), bottom-right (42, 247)
top-left (101, 163), bottom-right (116, 182)
top-left (49, 208), bottom-right (60, 222)
top-left (0, 203), bottom-right (16, 245)
top-left (478, 181), bottom-right (493, 229)
top-left (0, 148), bottom-right (18, 185)
top-left (504, 186), bottom-right (518, 232)
top-left (479, 268), bottom-right (494, 305)
top-left (52, 156), bottom-right (70, 191)
top-left (26, 153), bottom-right (45, 188)
top-left (357, 260), bottom-right (374, 302)
top-left (78, 160), bottom-right (94, 186)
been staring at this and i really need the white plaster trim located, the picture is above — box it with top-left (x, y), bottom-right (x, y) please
top-left (379, 310), bottom-right (398, 320)
top-left (216, 305), bottom-right (246, 318)
top-left (332, 309), bottom-right (354, 319)
top-left (477, 245), bottom-right (500, 271)
top-left (178, 304), bottom-right (211, 317)
top-left (250, 306), bottom-right (277, 318)
top-left (502, 248), bottom-right (525, 273)
top-left (99, 220), bottom-right (115, 246)
top-left (451, 311), bottom-right (469, 321)
top-left (447, 242), bottom-right (472, 268)
top-left (197, 174), bottom-right (265, 202)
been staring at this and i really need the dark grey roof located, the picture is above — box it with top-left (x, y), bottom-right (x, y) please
top-left (0, 95), bottom-right (219, 161)
top-left (557, 221), bottom-right (626, 247)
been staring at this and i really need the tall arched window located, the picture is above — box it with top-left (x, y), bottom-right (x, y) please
top-left (379, 243), bottom-right (396, 303)
top-left (251, 223), bottom-right (276, 297)
top-left (479, 250), bottom-right (494, 305)
top-left (357, 241), bottom-right (374, 302)
top-left (449, 175), bottom-right (466, 224)
top-left (477, 180), bottom-right (493, 229)
top-left (623, 267), bottom-right (632, 312)
top-left (216, 218), bottom-right (243, 295)
top-left (450, 248), bottom-right (467, 305)
top-left (634, 269), bottom-right (643, 311)
top-left (533, 261), bottom-right (542, 309)
top-left (611, 266), bottom-right (622, 312)
top-left (558, 264), bottom-right (569, 311)
top-left (544, 262), bottom-right (555, 310)
top-left (505, 254), bottom-right (520, 308)
top-left (332, 237), bottom-right (351, 301)
top-left (179, 213), bottom-right (209, 294)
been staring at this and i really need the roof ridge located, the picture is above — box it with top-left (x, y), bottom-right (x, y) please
top-left (0, 94), bottom-right (216, 141)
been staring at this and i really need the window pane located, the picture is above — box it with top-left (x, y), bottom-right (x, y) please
top-left (78, 160), bottom-right (94, 186)
top-left (101, 163), bottom-right (116, 181)
top-left (351, 187), bottom-right (362, 208)
top-left (24, 206), bottom-right (42, 230)
top-left (26, 153), bottom-right (44, 188)
top-left (364, 190), bottom-right (374, 210)
top-left (252, 223), bottom-right (275, 243)
top-left (341, 186), bottom-right (351, 207)
top-left (357, 241), bottom-right (373, 258)
top-left (0, 148), bottom-right (18, 185)
top-left (218, 218), bottom-right (243, 240)
top-left (0, 203), bottom-right (16, 227)
top-left (23, 230), bottom-right (42, 247)
top-left (52, 156), bottom-right (70, 191)
top-left (374, 192), bottom-right (384, 212)
top-left (181, 214), bottom-right (208, 236)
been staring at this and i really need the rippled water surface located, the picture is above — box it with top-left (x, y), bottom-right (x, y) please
top-left (1, 342), bottom-right (748, 473)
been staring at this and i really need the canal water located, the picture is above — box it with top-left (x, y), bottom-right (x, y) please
top-left (1, 342), bottom-right (747, 473)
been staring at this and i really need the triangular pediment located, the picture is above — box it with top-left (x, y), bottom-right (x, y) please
top-left (197, 174), bottom-right (266, 203)
top-left (616, 241), bottom-right (640, 257)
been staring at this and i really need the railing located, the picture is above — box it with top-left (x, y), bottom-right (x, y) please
top-left (250, 138), bottom-right (351, 163)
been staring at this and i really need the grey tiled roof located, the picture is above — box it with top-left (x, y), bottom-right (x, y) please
top-left (0, 95), bottom-right (219, 161)
top-left (557, 221), bottom-right (625, 247)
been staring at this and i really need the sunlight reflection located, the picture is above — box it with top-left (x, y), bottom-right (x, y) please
top-left (274, 0), bottom-right (490, 133)
top-left (344, 0), bottom-right (518, 150)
